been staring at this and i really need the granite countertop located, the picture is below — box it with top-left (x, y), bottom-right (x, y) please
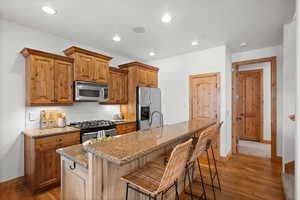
top-left (22, 126), bottom-right (80, 138)
top-left (56, 144), bottom-right (88, 168)
top-left (84, 119), bottom-right (216, 165)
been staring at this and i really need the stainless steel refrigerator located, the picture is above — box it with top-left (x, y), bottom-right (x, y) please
top-left (137, 87), bottom-right (162, 130)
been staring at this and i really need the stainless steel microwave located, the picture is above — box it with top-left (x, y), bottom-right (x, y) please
top-left (74, 81), bottom-right (109, 102)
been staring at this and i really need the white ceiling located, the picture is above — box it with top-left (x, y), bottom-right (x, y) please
top-left (0, 0), bottom-right (295, 61)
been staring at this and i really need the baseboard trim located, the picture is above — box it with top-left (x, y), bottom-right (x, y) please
top-left (285, 161), bottom-right (295, 174)
top-left (220, 151), bottom-right (232, 162)
top-left (0, 176), bottom-right (24, 187)
top-left (260, 140), bottom-right (271, 144)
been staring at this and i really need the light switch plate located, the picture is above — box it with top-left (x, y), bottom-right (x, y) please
top-left (29, 112), bottom-right (36, 121)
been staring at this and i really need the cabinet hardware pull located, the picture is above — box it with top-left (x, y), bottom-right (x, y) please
top-left (69, 162), bottom-right (76, 170)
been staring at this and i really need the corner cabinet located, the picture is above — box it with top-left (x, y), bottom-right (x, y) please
top-left (101, 67), bottom-right (128, 104)
top-left (63, 46), bottom-right (112, 84)
top-left (21, 48), bottom-right (74, 106)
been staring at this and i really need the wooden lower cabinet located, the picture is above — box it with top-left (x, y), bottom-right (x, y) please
top-left (61, 157), bottom-right (89, 200)
top-left (24, 132), bottom-right (80, 192)
top-left (116, 122), bottom-right (137, 135)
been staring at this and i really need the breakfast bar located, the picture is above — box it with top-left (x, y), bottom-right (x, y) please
top-left (57, 119), bottom-right (216, 200)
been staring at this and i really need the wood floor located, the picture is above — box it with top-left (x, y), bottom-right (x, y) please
top-left (0, 154), bottom-right (283, 200)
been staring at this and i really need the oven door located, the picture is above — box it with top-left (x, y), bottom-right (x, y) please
top-left (81, 132), bottom-right (98, 143)
top-left (75, 81), bottom-right (102, 102)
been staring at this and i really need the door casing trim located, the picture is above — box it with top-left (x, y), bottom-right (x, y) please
top-left (232, 56), bottom-right (280, 161)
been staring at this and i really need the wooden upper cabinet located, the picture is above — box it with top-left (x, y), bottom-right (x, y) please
top-left (21, 48), bottom-right (74, 106)
top-left (28, 55), bottom-right (55, 104)
top-left (118, 62), bottom-right (159, 121)
top-left (93, 58), bottom-right (109, 83)
top-left (138, 68), bottom-right (149, 87)
top-left (64, 46), bottom-right (112, 84)
top-left (147, 70), bottom-right (158, 88)
top-left (76, 53), bottom-right (94, 82)
top-left (54, 60), bottom-right (73, 104)
top-left (102, 67), bottom-right (128, 104)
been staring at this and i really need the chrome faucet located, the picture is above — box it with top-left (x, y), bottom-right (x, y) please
top-left (149, 111), bottom-right (164, 128)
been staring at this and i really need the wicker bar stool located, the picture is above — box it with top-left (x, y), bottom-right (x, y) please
top-left (203, 122), bottom-right (223, 200)
top-left (183, 131), bottom-right (209, 200)
top-left (121, 139), bottom-right (193, 200)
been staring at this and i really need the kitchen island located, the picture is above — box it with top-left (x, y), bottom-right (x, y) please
top-left (57, 119), bottom-right (217, 200)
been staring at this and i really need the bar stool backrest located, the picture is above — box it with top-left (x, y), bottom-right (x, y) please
top-left (207, 122), bottom-right (223, 147)
top-left (157, 139), bottom-right (193, 193)
top-left (189, 131), bottom-right (209, 163)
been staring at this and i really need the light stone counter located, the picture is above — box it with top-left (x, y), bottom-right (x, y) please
top-left (22, 126), bottom-right (80, 138)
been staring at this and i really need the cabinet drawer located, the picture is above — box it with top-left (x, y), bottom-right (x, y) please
top-left (36, 132), bottom-right (80, 146)
top-left (116, 122), bottom-right (136, 135)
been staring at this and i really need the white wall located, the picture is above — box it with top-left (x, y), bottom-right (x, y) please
top-left (148, 45), bottom-right (232, 157)
top-left (0, 19), bottom-right (133, 182)
top-left (232, 45), bottom-right (283, 157)
top-left (239, 62), bottom-right (272, 141)
top-left (296, 0), bottom-right (300, 198)
top-left (282, 20), bottom-right (297, 166)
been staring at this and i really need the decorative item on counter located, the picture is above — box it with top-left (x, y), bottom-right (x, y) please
top-left (113, 113), bottom-right (124, 120)
top-left (40, 110), bottom-right (66, 129)
top-left (82, 136), bottom-right (113, 146)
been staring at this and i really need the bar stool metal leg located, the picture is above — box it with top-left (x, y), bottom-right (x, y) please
top-left (206, 150), bottom-right (216, 200)
top-left (125, 183), bottom-right (129, 200)
top-left (211, 146), bottom-right (221, 191)
top-left (197, 158), bottom-right (207, 200)
top-left (186, 165), bottom-right (194, 200)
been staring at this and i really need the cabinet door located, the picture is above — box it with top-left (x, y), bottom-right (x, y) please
top-left (93, 58), bottom-right (109, 83)
top-left (36, 143), bottom-right (60, 189)
top-left (75, 53), bottom-right (93, 81)
top-left (29, 55), bottom-right (54, 105)
top-left (120, 73), bottom-right (128, 103)
top-left (54, 60), bottom-right (73, 104)
top-left (108, 71), bottom-right (117, 103)
top-left (147, 70), bottom-right (157, 88)
top-left (138, 68), bottom-right (148, 87)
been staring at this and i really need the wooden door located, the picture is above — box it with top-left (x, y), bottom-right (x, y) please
top-left (29, 55), bottom-right (54, 104)
top-left (189, 73), bottom-right (219, 121)
top-left (238, 70), bottom-right (263, 141)
top-left (75, 53), bottom-right (93, 81)
top-left (93, 58), bottom-right (109, 83)
top-left (54, 60), bottom-right (73, 104)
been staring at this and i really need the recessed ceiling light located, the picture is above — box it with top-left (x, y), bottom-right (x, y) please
top-left (240, 42), bottom-right (247, 48)
top-left (113, 35), bottom-right (121, 42)
top-left (149, 52), bottom-right (156, 56)
top-left (192, 41), bottom-right (198, 46)
top-left (161, 13), bottom-right (172, 23)
top-left (42, 6), bottom-right (57, 15)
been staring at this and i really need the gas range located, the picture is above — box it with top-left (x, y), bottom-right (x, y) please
top-left (69, 120), bottom-right (116, 129)
top-left (69, 120), bottom-right (117, 143)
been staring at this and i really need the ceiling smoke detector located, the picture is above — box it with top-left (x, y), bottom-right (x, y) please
top-left (133, 27), bottom-right (146, 33)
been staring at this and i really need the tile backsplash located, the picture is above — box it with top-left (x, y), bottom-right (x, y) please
top-left (25, 102), bottom-right (120, 129)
